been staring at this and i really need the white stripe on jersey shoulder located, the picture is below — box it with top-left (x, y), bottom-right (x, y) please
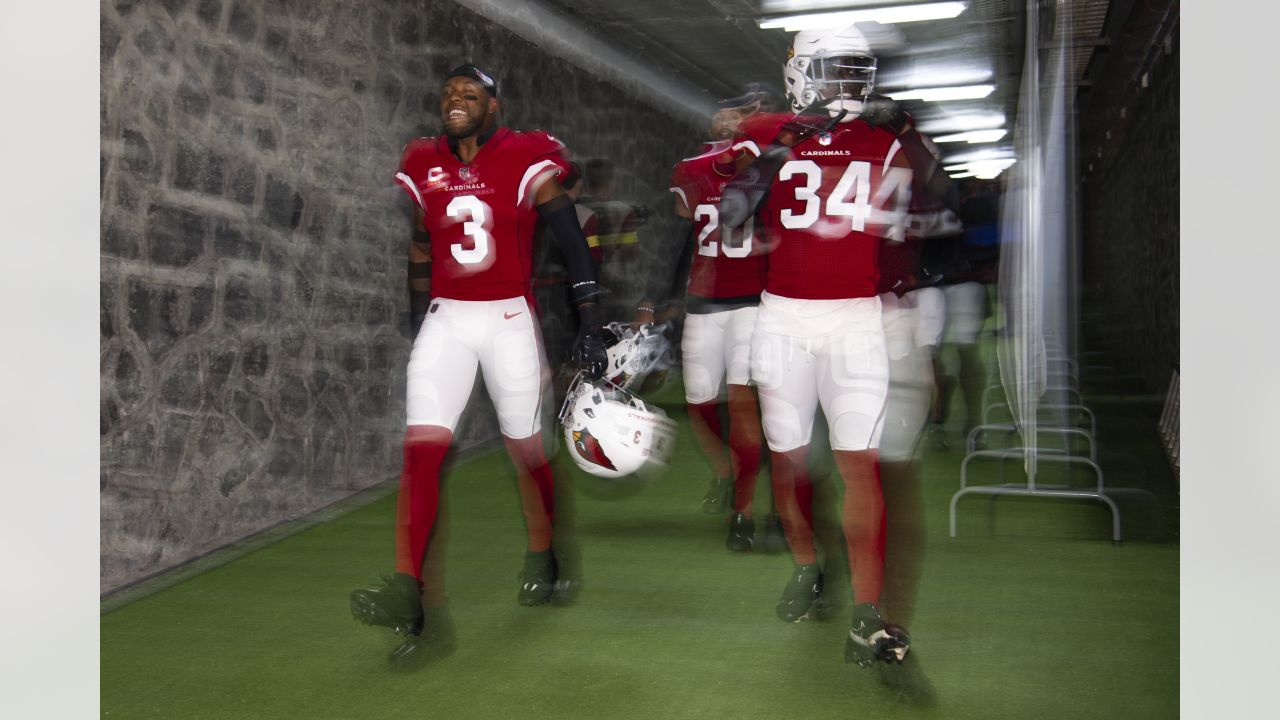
top-left (731, 139), bottom-right (762, 157)
top-left (517, 159), bottom-right (563, 207)
top-left (679, 140), bottom-right (735, 163)
top-left (883, 139), bottom-right (902, 175)
top-left (669, 186), bottom-right (688, 206)
top-left (394, 171), bottom-right (427, 211)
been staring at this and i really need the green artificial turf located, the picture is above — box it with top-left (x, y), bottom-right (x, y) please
top-left (102, 362), bottom-right (1179, 719)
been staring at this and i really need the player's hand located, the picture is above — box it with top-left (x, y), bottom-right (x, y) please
top-left (573, 301), bottom-right (608, 379)
top-left (779, 114), bottom-right (835, 145)
top-left (861, 96), bottom-right (910, 135)
top-left (720, 144), bottom-right (787, 231)
top-left (574, 326), bottom-right (608, 379)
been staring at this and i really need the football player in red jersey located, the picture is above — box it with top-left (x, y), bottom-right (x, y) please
top-left (635, 86), bottom-right (786, 553)
top-left (720, 27), bottom-right (916, 667)
top-left (350, 64), bottom-right (608, 667)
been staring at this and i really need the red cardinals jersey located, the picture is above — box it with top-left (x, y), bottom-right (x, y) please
top-left (738, 113), bottom-right (914, 300)
top-left (394, 127), bottom-right (572, 301)
top-left (669, 141), bottom-right (768, 299)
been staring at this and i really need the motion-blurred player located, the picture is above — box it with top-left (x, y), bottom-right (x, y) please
top-left (721, 26), bottom-right (915, 667)
top-left (636, 86), bottom-right (785, 552)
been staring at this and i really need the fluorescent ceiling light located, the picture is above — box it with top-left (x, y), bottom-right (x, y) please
top-left (944, 158), bottom-right (1016, 173)
top-left (948, 170), bottom-right (978, 179)
top-left (758, 1), bottom-right (967, 30)
top-left (761, 0), bottom-right (927, 12)
top-left (933, 129), bottom-right (1007, 143)
top-left (878, 66), bottom-right (993, 90)
top-left (916, 112), bottom-right (1006, 134)
top-left (889, 84), bottom-right (994, 102)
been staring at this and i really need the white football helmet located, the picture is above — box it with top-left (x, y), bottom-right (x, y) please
top-left (783, 26), bottom-right (877, 119)
top-left (558, 373), bottom-right (679, 480)
top-left (601, 321), bottom-right (672, 390)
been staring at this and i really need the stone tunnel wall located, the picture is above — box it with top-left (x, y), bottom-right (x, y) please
top-left (100, 0), bottom-right (703, 592)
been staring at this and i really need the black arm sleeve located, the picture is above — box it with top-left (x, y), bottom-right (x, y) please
top-left (537, 194), bottom-right (601, 306)
top-left (641, 215), bottom-right (695, 307)
top-left (899, 126), bottom-right (960, 215)
top-left (719, 144), bottom-right (789, 232)
top-left (408, 226), bottom-right (431, 327)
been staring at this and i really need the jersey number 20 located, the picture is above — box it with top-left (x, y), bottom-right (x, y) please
top-left (693, 204), bottom-right (754, 257)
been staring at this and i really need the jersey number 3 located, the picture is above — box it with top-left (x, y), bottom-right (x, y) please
top-left (446, 195), bottom-right (495, 265)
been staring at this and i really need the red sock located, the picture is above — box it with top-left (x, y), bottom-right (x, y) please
top-left (796, 472), bottom-right (814, 530)
top-left (687, 400), bottom-right (730, 480)
top-left (395, 426), bottom-right (452, 580)
top-left (727, 385), bottom-right (763, 514)
top-left (771, 447), bottom-right (816, 565)
top-left (835, 450), bottom-right (887, 606)
top-left (505, 434), bottom-right (556, 552)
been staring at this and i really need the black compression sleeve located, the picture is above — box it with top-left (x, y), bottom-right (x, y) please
top-left (642, 215), bottom-right (695, 306)
top-left (408, 226), bottom-right (431, 325)
top-left (538, 194), bottom-right (601, 305)
top-left (899, 127), bottom-right (961, 215)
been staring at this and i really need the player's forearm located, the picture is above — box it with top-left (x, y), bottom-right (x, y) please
top-left (537, 193), bottom-right (601, 306)
top-left (641, 214), bottom-right (696, 308)
top-left (408, 227), bottom-right (430, 327)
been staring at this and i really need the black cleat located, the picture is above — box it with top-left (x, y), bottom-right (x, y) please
top-left (756, 512), bottom-right (789, 554)
top-left (726, 512), bottom-right (755, 552)
top-left (776, 563), bottom-right (824, 622)
top-left (517, 549), bottom-right (558, 607)
top-left (388, 604), bottom-right (457, 672)
top-left (350, 572), bottom-right (424, 637)
top-left (844, 602), bottom-right (911, 667)
top-left (701, 477), bottom-right (732, 514)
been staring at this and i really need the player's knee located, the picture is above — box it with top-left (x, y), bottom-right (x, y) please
top-left (830, 411), bottom-right (879, 451)
top-left (683, 369), bottom-right (717, 404)
top-left (763, 405), bottom-right (808, 452)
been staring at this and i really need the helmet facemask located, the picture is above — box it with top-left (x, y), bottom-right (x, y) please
top-left (790, 51), bottom-right (876, 118)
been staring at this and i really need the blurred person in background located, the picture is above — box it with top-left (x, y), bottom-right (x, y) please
top-left (923, 178), bottom-right (1001, 449)
top-left (580, 157), bottom-right (651, 318)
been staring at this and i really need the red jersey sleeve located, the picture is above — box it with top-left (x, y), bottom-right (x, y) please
top-left (668, 162), bottom-right (693, 211)
top-left (515, 131), bottom-right (573, 208)
top-left (393, 138), bottom-right (438, 213)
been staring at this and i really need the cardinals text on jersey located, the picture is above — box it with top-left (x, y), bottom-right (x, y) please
top-left (394, 127), bottom-right (572, 301)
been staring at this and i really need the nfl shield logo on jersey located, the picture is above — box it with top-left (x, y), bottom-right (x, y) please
top-left (458, 165), bottom-right (477, 183)
top-left (818, 133), bottom-right (833, 146)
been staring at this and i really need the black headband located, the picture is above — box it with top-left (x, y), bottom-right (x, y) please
top-left (445, 63), bottom-right (499, 97)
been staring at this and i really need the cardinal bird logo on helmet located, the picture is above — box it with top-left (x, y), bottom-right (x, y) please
top-left (572, 428), bottom-right (616, 471)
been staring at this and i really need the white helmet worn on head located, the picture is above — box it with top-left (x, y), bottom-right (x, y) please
top-left (601, 321), bottom-right (672, 390)
top-left (558, 373), bottom-right (678, 480)
top-left (784, 25), bottom-right (877, 119)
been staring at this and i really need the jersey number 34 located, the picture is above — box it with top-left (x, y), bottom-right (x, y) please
top-left (779, 160), bottom-right (912, 242)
